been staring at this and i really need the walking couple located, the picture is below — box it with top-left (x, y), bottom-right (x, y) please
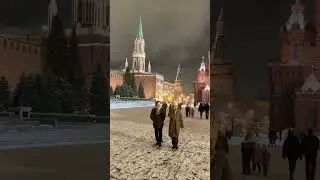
top-left (150, 101), bottom-right (184, 149)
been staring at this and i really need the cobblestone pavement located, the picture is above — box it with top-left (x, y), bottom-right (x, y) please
top-left (110, 107), bottom-right (210, 180)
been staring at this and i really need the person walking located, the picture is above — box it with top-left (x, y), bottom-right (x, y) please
top-left (301, 128), bottom-right (319, 180)
top-left (150, 101), bottom-right (167, 148)
top-left (241, 132), bottom-right (256, 175)
top-left (261, 144), bottom-right (271, 177)
top-left (198, 103), bottom-right (204, 119)
top-left (212, 132), bottom-right (233, 180)
top-left (254, 143), bottom-right (263, 174)
top-left (282, 129), bottom-right (301, 180)
top-left (185, 104), bottom-right (190, 117)
top-left (204, 103), bottom-right (210, 119)
top-left (190, 105), bottom-right (195, 117)
top-left (168, 103), bottom-right (184, 149)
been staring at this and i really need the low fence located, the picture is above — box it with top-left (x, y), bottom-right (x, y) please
top-left (0, 112), bottom-right (109, 125)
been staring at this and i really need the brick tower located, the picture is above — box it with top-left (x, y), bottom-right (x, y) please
top-left (210, 8), bottom-right (234, 103)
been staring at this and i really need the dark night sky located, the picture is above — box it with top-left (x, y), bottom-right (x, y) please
top-left (211, 0), bottom-right (315, 100)
top-left (0, 0), bottom-right (317, 99)
top-left (110, 0), bottom-right (210, 93)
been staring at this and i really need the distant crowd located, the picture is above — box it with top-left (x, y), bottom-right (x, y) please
top-left (213, 128), bottom-right (319, 180)
top-left (184, 102), bottom-right (210, 119)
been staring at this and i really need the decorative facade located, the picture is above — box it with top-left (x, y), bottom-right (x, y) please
top-left (268, 0), bottom-right (320, 131)
top-left (194, 55), bottom-right (210, 103)
top-left (110, 17), bottom-right (179, 100)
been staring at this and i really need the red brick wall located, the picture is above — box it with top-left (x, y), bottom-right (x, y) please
top-left (134, 75), bottom-right (156, 99)
top-left (77, 34), bottom-right (110, 89)
top-left (110, 71), bottom-right (123, 90)
top-left (0, 37), bottom-right (42, 91)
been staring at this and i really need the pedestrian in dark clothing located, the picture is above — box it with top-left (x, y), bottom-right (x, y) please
top-left (301, 128), bottom-right (319, 180)
top-left (185, 104), bottom-right (190, 117)
top-left (213, 133), bottom-right (233, 180)
top-left (241, 133), bottom-right (256, 175)
top-left (204, 103), bottom-right (210, 119)
top-left (150, 101), bottom-right (167, 147)
top-left (282, 129), bottom-right (302, 180)
top-left (268, 130), bottom-right (278, 147)
top-left (216, 131), bottom-right (229, 153)
top-left (198, 103), bottom-right (204, 119)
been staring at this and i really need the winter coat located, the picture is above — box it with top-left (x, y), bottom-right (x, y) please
top-left (212, 150), bottom-right (233, 180)
top-left (302, 135), bottom-right (320, 157)
top-left (150, 103), bottom-right (167, 128)
top-left (198, 103), bottom-right (204, 112)
top-left (255, 145), bottom-right (263, 163)
top-left (168, 106), bottom-right (184, 138)
top-left (282, 135), bottom-right (301, 160)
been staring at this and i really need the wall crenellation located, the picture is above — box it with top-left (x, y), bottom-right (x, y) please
top-left (0, 35), bottom-right (41, 55)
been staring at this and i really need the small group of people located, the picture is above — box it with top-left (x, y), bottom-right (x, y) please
top-left (185, 104), bottom-right (195, 117)
top-left (241, 132), bottom-right (271, 177)
top-left (282, 128), bottom-right (319, 180)
top-left (150, 101), bottom-right (184, 149)
top-left (268, 129), bottom-right (284, 147)
top-left (198, 102), bottom-right (210, 119)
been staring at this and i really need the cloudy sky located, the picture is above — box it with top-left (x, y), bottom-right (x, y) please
top-left (0, 0), bottom-right (317, 99)
top-left (110, 0), bottom-right (210, 92)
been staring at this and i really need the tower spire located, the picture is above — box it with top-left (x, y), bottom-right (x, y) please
top-left (125, 58), bottom-right (128, 70)
top-left (213, 8), bottom-right (225, 58)
top-left (148, 61), bottom-right (151, 73)
top-left (48, 0), bottom-right (58, 30)
top-left (216, 8), bottom-right (224, 35)
top-left (136, 16), bottom-right (144, 38)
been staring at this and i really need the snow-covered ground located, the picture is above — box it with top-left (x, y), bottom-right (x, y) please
top-left (110, 100), bottom-right (197, 110)
top-left (110, 100), bottom-right (154, 109)
top-left (0, 124), bottom-right (108, 149)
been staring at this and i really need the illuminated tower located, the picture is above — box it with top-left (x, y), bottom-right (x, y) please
top-left (132, 17), bottom-right (146, 73)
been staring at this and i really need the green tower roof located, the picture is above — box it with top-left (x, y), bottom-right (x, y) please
top-left (136, 16), bottom-right (144, 38)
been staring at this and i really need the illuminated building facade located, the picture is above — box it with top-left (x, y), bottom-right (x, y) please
top-left (268, 0), bottom-right (320, 132)
top-left (110, 17), bottom-right (177, 100)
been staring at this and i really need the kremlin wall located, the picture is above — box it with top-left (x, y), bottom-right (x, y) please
top-left (0, 0), bottom-right (110, 92)
top-left (0, 35), bottom-right (43, 91)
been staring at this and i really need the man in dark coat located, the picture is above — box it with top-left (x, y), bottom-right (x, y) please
top-left (241, 133), bottom-right (256, 175)
top-left (282, 129), bottom-right (302, 180)
top-left (198, 103), bottom-right (204, 119)
top-left (204, 103), bottom-right (210, 119)
top-left (150, 101), bottom-right (167, 147)
top-left (301, 128), bottom-right (319, 180)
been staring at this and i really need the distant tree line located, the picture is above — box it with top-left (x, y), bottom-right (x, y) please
top-left (111, 67), bottom-right (145, 98)
top-left (0, 14), bottom-right (108, 116)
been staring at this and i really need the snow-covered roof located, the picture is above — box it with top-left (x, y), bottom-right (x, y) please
top-left (203, 84), bottom-right (210, 91)
top-left (301, 73), bottom-right (320, 93)
top-left (199, 56), bottom-right (206, 71)
top-left (285, 0), bottom-right (305, 30)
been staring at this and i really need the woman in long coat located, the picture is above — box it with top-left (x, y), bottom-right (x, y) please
top-left (168, 103), bottom-right (184, 149)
